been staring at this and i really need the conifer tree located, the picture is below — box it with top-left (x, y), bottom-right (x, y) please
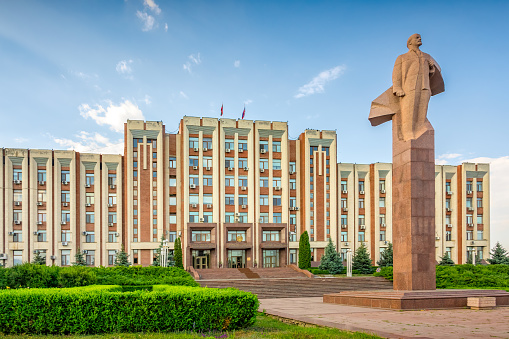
top-left (32, 251), bottom-right (46, 265)
top-left (72, 248), bottom-right (87, 266)
top-left (174, 237), bottom-right (183, 269)
top-left (298, 231), bottom-right (311, 269)
top-left (319, 238), bottom-right (343, 274)
top-left (376, 242), bottom-right (393, 267)
top-left (114, 244), bottom-right (131, 267)
top-left (487, 242), bottom-right (509, 265)
top-left (438, 252), bottom-right (455, 266)
top-left (352, 243), bottom-right (372, 274)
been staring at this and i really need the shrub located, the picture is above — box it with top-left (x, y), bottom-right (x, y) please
top-left (0, 264), bottom-right (60, 289)
top-left (93, 266), bottom-right (198, 287)
top-left (57, 266), bottom-right (96, 288)
top-left (373, 266), bottom-right (393, 281)
top-left (438, 253), bottom-right (455, 266)
top-left (298, 231), bottom-right (311, 269)
top-left (0, 285), bottom-right (258, 334)
top-left (377, 242), bottom-right (393, 267)
top-left (174, 237), bottom-right (183, 269)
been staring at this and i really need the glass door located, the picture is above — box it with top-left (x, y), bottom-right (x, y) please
top-left (228, 250), bottom-right (246, 268)
top-left (262, 250), bottom-right (279, 268)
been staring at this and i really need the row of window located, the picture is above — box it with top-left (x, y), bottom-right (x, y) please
top-left (188, 212), bottom-right (290, 223)
top-left (186, 176), bottom-right (297, 189)
top-left (9, 230), bottom-right (119, 243)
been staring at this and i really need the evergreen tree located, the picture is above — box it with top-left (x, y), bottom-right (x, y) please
top-left (174, 237), bottom-right (183, 269)
top-left (32, 251), bottom-right (46, 265)
top-left (319, 238), bottom-right (343, 274)
top-left (487, 242), bottom-right (509, 265)
top-left (438, 253), bottom-right (455, 266)
top-left (72, 248), bottom-right (87, 266)
top-left (377, 242), bottom-right (393, 267)
top-left (114, 244), bottom-right (131, 267)
top-left (466, 254), bottom-right (483, 265)
top-left (298, 231), bottom-right (311, 269)
top-left (352, 243), bottom-right (372, 274)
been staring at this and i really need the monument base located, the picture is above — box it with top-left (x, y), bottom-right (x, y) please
top-left (323, 289), bottom-right (509, 310)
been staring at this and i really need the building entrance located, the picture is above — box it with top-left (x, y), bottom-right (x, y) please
top-left (262, 249), bottom-right (279, 268)
top-left (192, 250), bottom-right (210, 269)
top-left (227, 250), bottom-right (246, 268)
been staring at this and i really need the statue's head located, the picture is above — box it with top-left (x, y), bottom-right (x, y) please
top-left (407, 34), bottom-right (422, 48)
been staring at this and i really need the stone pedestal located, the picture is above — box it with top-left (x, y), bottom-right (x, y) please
top-left (392, 117), bottom-right (436, 290)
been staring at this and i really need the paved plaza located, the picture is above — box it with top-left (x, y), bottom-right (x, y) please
top-left (259, 297), bottom-right (509, 339)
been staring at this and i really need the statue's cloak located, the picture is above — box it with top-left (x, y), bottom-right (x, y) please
top-left (369, 58), bottom-right (444, 127)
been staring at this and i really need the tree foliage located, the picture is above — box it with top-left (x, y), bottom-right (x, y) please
top-left (376, 242), bottom-right (393, 267)
top-left (352, 243), bottom-right (372, 274)
top-left (298, 231), bottom-right (311, 269)
top-left (487, 242), bottom-right (509, 265)
top-left (114, 244), bottom-right (131, 267)
top-left (174, 237), bottom-right (183, 269)
top-left (72, 248), bottom-right (87, 266)
top-left (32, 251), bottom-right (46, 265)
top-left (319, 238), bottom-right (343, 274)
top-left (152, 238), bottom-right (175, 267)
top-left (438, 253), bottom-right (455, 266)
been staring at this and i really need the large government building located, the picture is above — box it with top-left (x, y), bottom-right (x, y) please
top-left (0, 117), bottom-right (490, 268)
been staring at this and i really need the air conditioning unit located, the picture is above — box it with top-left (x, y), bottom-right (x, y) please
top-left (62, 203), bottom-right (68, 207)
top-left (62, 181), bottom-right (68, 185)
top-left (436, 236), bottom-right (440, 240)
top-left (85, 203), bottom-right (92, 207)
top-left (37, 202), bottom-right (43, 206)
top-left (344, 242), bottom-right (349, 246)
top-left (468, 223), bottom-right (474, 227)
top-left (14, 180), bottom-right (21, 184)
top-left (203, 148), bottom-right (208, 152)
top-left (467, 190), bottom-right (473, 195)
top-left (260, 149), bottom-right (267, 154)
top-left (110, 185), bottom-right (116, 189)
top-left (39, 181), bottom-right (45, 185)
top-left (342, 207), bottom-right (348, 212)
top-left (61, 221), bottom-right (67, 225)
top-left (62, 242), bottom-right (68, 246)
top-left (192, 166), bottom-right (198, 170)
top-left (238, 149), bottom-right (244, 153)
top-left (384, 241), bottom-right (388, 245)
top-left (243, 167), bottom-right (248, 171)
top-left (228, 167), bottom-right (233, 171)
top-left (359, 191), bottom-right (365, 195)
top-left (193, 147), bottom-right (199, 152)
top-left (85, 184), bottom-right (90, 188)
top-left (289, 171), bottom-right (295, 175)
top-left (260, 168), bottom-right (265, 173)
top-left (14, 201), bottom-right (21, 206)
top-left (274, 186), bottom-right (281, 191)
top-left (235, 212), bottom-right (240, 216)
top-left (33, 250), bottom-right (39, 254)
top-left (259, 218), bottom-right (264, 223)
top-left (33, 231), bottom-right (39, 235)
top-left (191, 203), bottom-right (197, 208)
top-left (446, 208), bottom-right (452, 212)
top-left (225, 149), bottom-right (231, 153)
top-left (341, 224), bottom-right (347, 229)
top-left (380, 189), bottom-right (386, 194)
top-left (470, 241), bottom-right (475, 245)
top-left (37, 221), bottom-right (42, 225)
top-left (8, 232), bottom-right (13, 235)
top-left (82, 231), bottom-right (87, 235)
top-left (115, 232), bottom-right (120, 237)
top-left (199, 218), bottom-right (204, 222)
top-left (108, 204), bottom-right (113, 207)
top-left (467, 207), bottom-right (474, 211)
top-left (206, 204), bottom-right (212, 208)
top-left (0, 254), bottom-right (8, 260)
top-left (446, 224), bottom-right (452, 227)
top-left (241, 186), bottom-right (247, 191)
top-left (190, 184), bottom-right (196, 189)
top-left (235, 218), bottom-right (240, 222)
top-left (83, 250), bottom-right (88, 254)
top-left (108, 223), bottom-right (114, 227)
top-left (50, 255), bottom-right (57, 260)
top-left (360, 225), bottom-right (366, 229)
top-left (14, 220), bottom-right (21, 225)
top-left (294, 207), bottom-right (299, 211)
top-left (290, 207), bottom-right (296, 211)
top-left (446, 191), bottom-right (453, 195)
top-left (241, 205), bottom-right (247, 209)
top-left (342, 190), bottom-right (348, 194)
top-left (206, 167), bottom-right (211, 171)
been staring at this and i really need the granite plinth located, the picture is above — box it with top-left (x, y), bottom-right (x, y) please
top-left (323, 289), bottom-right (509, 310)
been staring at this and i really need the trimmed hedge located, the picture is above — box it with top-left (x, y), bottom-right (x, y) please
top-left (0, 264), bottom-right (198, 289)
top-left (0, 285), bottom-right (258, 334)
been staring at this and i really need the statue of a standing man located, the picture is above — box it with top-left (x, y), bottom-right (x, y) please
top-left (369, 34), bottom-right (444, 141)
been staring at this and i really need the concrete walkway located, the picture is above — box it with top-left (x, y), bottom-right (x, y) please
top-left (259, 297), bottom-right (509, 339)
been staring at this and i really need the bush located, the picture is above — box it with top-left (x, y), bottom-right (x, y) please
top-left (92, 266), bottom-right (198, 287)
top-left (57, 266), bottom-right (96, 288)
top-left (0, 264), bottom-right (60, 289)
top-left (373, 266), bottom-right (393, 281)
top-left (0, 285), bottom-right (258, 334)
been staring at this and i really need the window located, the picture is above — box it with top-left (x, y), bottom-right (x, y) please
top-left (446, 215), bottom-right (451, 225)
top-left (358, 198), bottom-right (364, 209)
top-left (192, 230), bottom-right (210, 241)
top-left (238, 195), bottom-right (248, 206)
top-left (169, 213), bottom-right (177, 224)
top-left (477, 247), bottom-right (483, 260)
top-left (445, 182), bottom-right (451, 193)
top-left (289, 162), bottom-right (296, 173)
top-left (358, 232), bottom-right (365, 242)
top-left (189, 157), bottom-right (199, 167)
top-left (133, 161), bottom-right (138, 168)
top-left (225, 157), bottom-right (235, 168)
top-left (477, 230), bottom-right (483, 240)
top-left (466, 214), bottom-right (473, 224)
top-left (225, 194), bottom-right (235, 205)
top-left (259, 213), bottom-right (269, 223)
top-left (273, 159), bottom-right (281, 170)
top-left (86, 232), bottom-right (95, 243)
top-left (380, 230), bottom-right (386, 241)
top-left (341, 198), bottom-right (347, 208)
top-left (225, 213), bottom-right (235, 223)
top-left (13, 169), bottom-right (22, 181)
top-left (13, 230), bottom-right (22, 242)
top-left (189, 212), bottom-right (199, 223)
top-left (189, 137), bottom-right (199, 149)
top-left (477, 215), bottom-right (483, 224)
top-left (203, 194), bottom-right (213, 206)
top-left (477, 197), bottom-right (483, 208)
top-left (273, 177), bottom-right (281, 187)
top-left (189, 175), bottom-right (199, 186)
top-left (466, 230), bottom-right (473, 240)
top-left (225, 139), bottom-right (234, 150)
top-left (477, 181), bottom-right (483, 192)
top-left (341, 215), bottom-right (347, 226)
top-left (203, 138), bottom-right (212, 149)
top-left (238, 213), bottom-right (248, 223)
top-left (202, 175), bottom-right (212, 186)
top-left (238, 140), bottom-right (247, 151)
top-left (13, 190), bottom-right (22, 203)
top-left (85, 193), bottom-right (94, 205)
top-left (203, 212), bottom-right (213, 223)
top-left (379, 197), bottom-right (385, 208)
top-left (107, 193), bottom-right (116, 206)
top-left (380, 214), bottom-right (386, 226)
top-left (61, 170), bottom-right (70, 183)
top-left (341, 180), bottom-right (347, 191)
top-left (446, 231), bottom-right (452, 241)
top-left (238, 176), bottom-right (248, 187)
top-left (228, 230), bottom-right (246, 241)
top-left (290, 249), bottom-right (297, 264)
top-left (61, 230), bottom-right (71, 242)
top-left (203, 157), bottom-right (213, 168)
top-left (290, 179), bottom-right (296, 190)
top-left (379, 180), bottom-right (386, 191)
top-left (37, 230), bottom-right (47, 242)
top-left (108, 174), bottom-right (117, 187)
top-left (169, 157), bottom-right (177, 168)
top-left (108, 231), bottom-right (118, 243)
top-left (38, 169), bottom-right (46, 182)
top-left (272, 141), bottom-right (281, 152)
top-left (84, 250), bottom-right (95, 266)
top-left (108, 250), bottom-right (117, 265)
top-left (263, 230), bottom-right (280, 241)
top-left (273, 195), bottom-right (282, 206)
top-left (446, 247), bottom-right (452, 258)
top-left (189, 194), bottom-right (199, 205)
top-left (86, 212), bottom-right (94, 224)
top-left (290, 197), bottom-right (297, 207)
top-left (260, 178), bottom-right (269, 187)
top-left (341, 231), bottom-right (348, 242)
top-left (445, 198), bottom-right (451, 209)
top-left (61, 190), bottom-right (70, 203)
top-left (310, 146), bottom-right (318, 154)
top-left (273, 213), bottom-right (282, 223)
top-left (290, 214), bottom-right (296, 225)
top-left (61, 250), bottom-right (71, 266)
top-left (358, 215), bottom-right (365, 226)
top-left (260, 195), bottom-right (269, 205)
top-left (225, 176), bottom-right (235, 186)
top-left (238, 158), bottom-right (248, 169)
top-left (38, 190), bottom-right (46, 203)
top-left (466, 180), bottom-right (473, 192)
top-left (108, 212), bottom-right (117, 224)
top-left (466, 197), bottom-right (472, 208)
top-left (260, 140), bottom-right (268, 151)
top-left (260, 159), bottom-right (269, 170)
top-left (358, 181), bottom-right (365, 192)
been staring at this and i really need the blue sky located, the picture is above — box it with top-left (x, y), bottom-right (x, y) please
top-left (1, 0), bottom-right (508, 250)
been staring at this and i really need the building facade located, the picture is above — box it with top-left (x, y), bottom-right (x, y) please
top-left (0, 118), bottom-right (490, 267)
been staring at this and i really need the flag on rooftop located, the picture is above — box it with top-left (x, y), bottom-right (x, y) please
top-left (242, 106), bottom-right (245, 119)
top-left (221, 103), bottom-right (223, 116)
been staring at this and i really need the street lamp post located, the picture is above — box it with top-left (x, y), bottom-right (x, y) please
top-left (161, 239), bottom-right (169, 267)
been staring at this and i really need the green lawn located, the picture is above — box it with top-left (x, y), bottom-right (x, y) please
top-left (1, 313), bottom-right (381, 339)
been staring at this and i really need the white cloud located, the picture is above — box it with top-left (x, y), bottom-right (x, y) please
top-left (294, 65), bottom-right (346, 99)
top-left (143, 0), bottom-right (161, 15)
top-left (244, 99), bottom-right (252, 106)
top-left (51, 131), bottom-right (123, 154)
top-left (116, 60), bottom-right (133, 75)
top-left (183, 53), bottom-right (202, 73)
top-left (436, 153), bottom-right (463, 165)
top-left (14, 137), bottom-right (28, 143)
top-left (136, 10), bottom-right (155, 31)
top-left (79, 100), bottom-right (145, 133)
top-left (143, 95), bottom-right (152, 105)
top-left (179, 91), bottom-right (189, 99)
top-left (234, 60), bottom-right (240, 68)
top-left (164, 23), bottom-right (168, 32)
